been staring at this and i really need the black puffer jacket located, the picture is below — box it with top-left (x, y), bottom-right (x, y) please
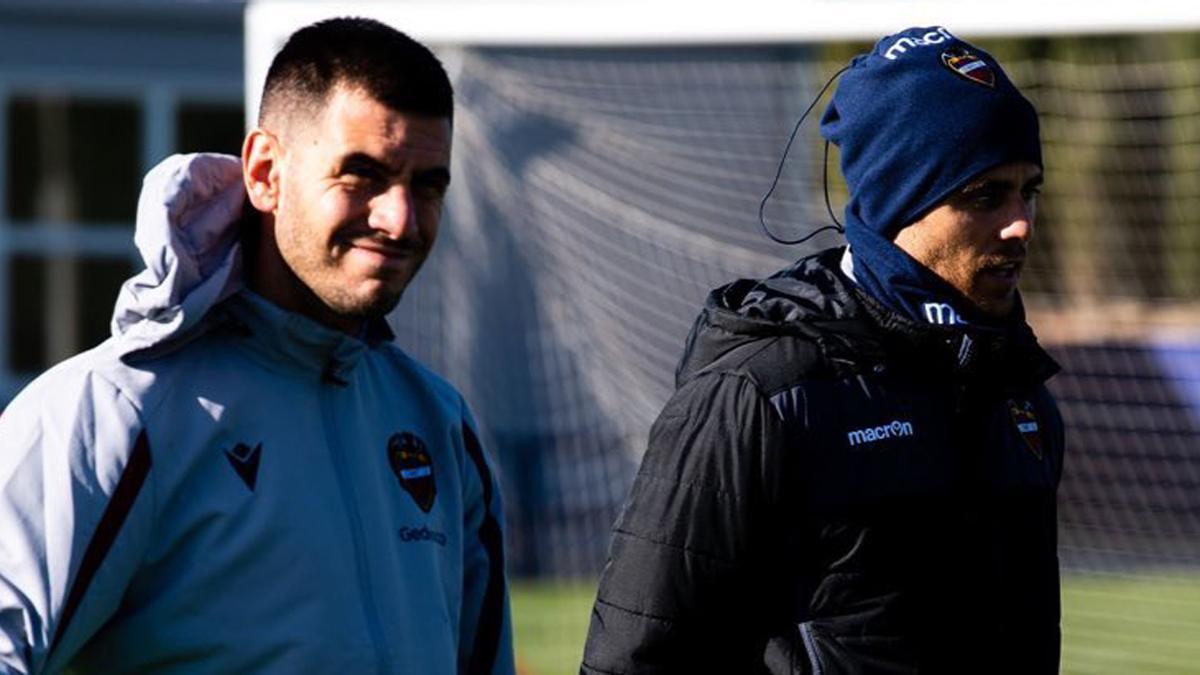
top-left (582, 247), bottom-right (1064, 675)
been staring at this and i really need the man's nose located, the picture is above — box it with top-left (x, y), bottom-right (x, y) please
top-left (1000, 201), bottom-right (1034, 242)
top-left (369, 184), bottom-right (418, 240)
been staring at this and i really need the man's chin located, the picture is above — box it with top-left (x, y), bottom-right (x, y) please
top-left (343, 292), bottom-right (404, 320)
top-left (970, 290), bottom-right (1018, 320)
top-left (320, 281), bottom-right (406, 322)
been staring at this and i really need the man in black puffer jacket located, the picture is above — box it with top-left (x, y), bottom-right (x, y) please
top-left (582, 27), bottom-right (1065, 675)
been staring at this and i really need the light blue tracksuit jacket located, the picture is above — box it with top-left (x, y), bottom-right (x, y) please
top-left (0, 154), bottom-right (515, 675)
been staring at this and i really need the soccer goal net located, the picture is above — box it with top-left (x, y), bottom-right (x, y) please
top-left (249, 4), bottom-right (1200, 670)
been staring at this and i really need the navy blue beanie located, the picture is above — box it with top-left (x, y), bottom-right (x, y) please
top-left (820, 26), bottom-right (1042, 238)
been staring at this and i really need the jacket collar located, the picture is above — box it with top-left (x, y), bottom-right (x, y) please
top-left (218, 290), bottom-right (395, 385)
top-left (681, 247), bottom-right (1058, 390)
top-left (846, 281), bottom-right (1059, 390)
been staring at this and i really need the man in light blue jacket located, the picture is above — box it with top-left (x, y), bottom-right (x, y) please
top-left (0, 17), bottom-right (515, 675)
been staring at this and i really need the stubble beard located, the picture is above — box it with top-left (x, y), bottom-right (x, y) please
top-left (275, 221), bottom-right (414, 326)
top-left (295, 250), bottom-right (415, 323)
top-left (965, 266), bottom-right (1018, 318)
top-left (319, 273), bottom-right (408, 320)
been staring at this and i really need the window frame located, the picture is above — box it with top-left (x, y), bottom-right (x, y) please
top-left (0, 70), bottom-right (241, 403)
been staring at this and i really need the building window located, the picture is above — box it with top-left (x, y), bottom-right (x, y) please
top-left (8, 255), bottom-right (135, 372)
top-left (3, 95), bottom-right (142, 378)
top-left (6, 96), bottom-right (141, 224)
top-left (177, 101), bottom-right (245, 156)
top-left (1, 93), bottom-right (242, 383)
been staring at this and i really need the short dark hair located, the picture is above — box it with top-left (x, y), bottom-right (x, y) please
top-left (259, 17), bottom-right (453, 126)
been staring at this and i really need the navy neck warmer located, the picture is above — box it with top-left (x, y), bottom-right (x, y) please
top-left (842, 241), bottom-right (1023, 329)
top-left (819, 27), bottom-right (1041, 328)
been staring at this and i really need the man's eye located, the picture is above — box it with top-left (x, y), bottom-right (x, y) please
top-left (416, 185), bottom-right (447, 200)
top-left (973, 193), bottom-right (1004, 211)
top-left (344, 165), bottom-right (383, 183)
top-left (412, 179), bottom-right (449, 200)
top-left (952, 188), bottom-right (1004, 212)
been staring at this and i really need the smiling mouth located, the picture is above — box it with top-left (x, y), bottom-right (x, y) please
top-left (346, 240), bottom-right (421, 260)
top-left (341, 244), bottom-right (424, 278)
top-left (354, 243), bottom-right (408, 256)
top-left (983, 259), bottom-right (1024, 283)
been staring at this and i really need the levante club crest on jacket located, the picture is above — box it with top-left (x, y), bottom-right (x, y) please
top-left (1008, 399), bottom-right (1043, 460)
top-left (941, 47), bottom-right (996, 88)
top-left (388, 432), bottom-right (436, 512)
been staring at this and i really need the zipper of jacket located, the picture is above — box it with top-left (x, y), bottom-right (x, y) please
top-left (798, 622), bottom-right (825, 675)
top-left (319, 369), bottom-right (389, 674)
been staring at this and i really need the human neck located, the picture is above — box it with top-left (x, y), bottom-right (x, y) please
top-left (246, 215), bottom-right (365, 336)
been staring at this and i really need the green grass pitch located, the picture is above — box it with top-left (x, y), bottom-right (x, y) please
top-left (510, 573), bottom-right (1200, 675)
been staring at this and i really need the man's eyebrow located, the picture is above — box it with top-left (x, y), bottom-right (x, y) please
top-left (337, 153), bottom-right (449, 186)
top-left (957, 172), bottom-right (1043, 195)
top-left (413, 166), bottom-right (451, 187)
top-left (337, 152), bottom-right (391, 173)
top-left (956, 178), bottom-right (1005, 195)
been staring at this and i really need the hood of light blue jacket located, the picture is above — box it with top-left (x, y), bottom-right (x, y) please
top-left (111, 153), bottom-right (247, 357)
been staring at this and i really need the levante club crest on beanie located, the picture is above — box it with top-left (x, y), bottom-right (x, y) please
top-left (820, 26), bottom-right (1042, 238)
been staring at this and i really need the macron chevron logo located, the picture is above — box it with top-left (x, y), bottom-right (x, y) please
top-left (224, 442), bottom-right (262, 491)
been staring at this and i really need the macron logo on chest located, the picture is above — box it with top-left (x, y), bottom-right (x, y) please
top-left (923, 302), bottom-right (966, 326)
top-left (224, 442), bottom-right (263, 491)
top-left (847, 420), bottom-right (915, 447)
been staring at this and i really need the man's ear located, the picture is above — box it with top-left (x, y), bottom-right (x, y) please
top-left (243, 128), bottom-right (281, 213)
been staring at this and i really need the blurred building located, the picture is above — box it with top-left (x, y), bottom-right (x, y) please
top-left (0, 0), bottom-right (245, 403)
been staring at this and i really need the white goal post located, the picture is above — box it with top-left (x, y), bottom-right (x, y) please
top-left (245, 0), bottom-right (1200, 124)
